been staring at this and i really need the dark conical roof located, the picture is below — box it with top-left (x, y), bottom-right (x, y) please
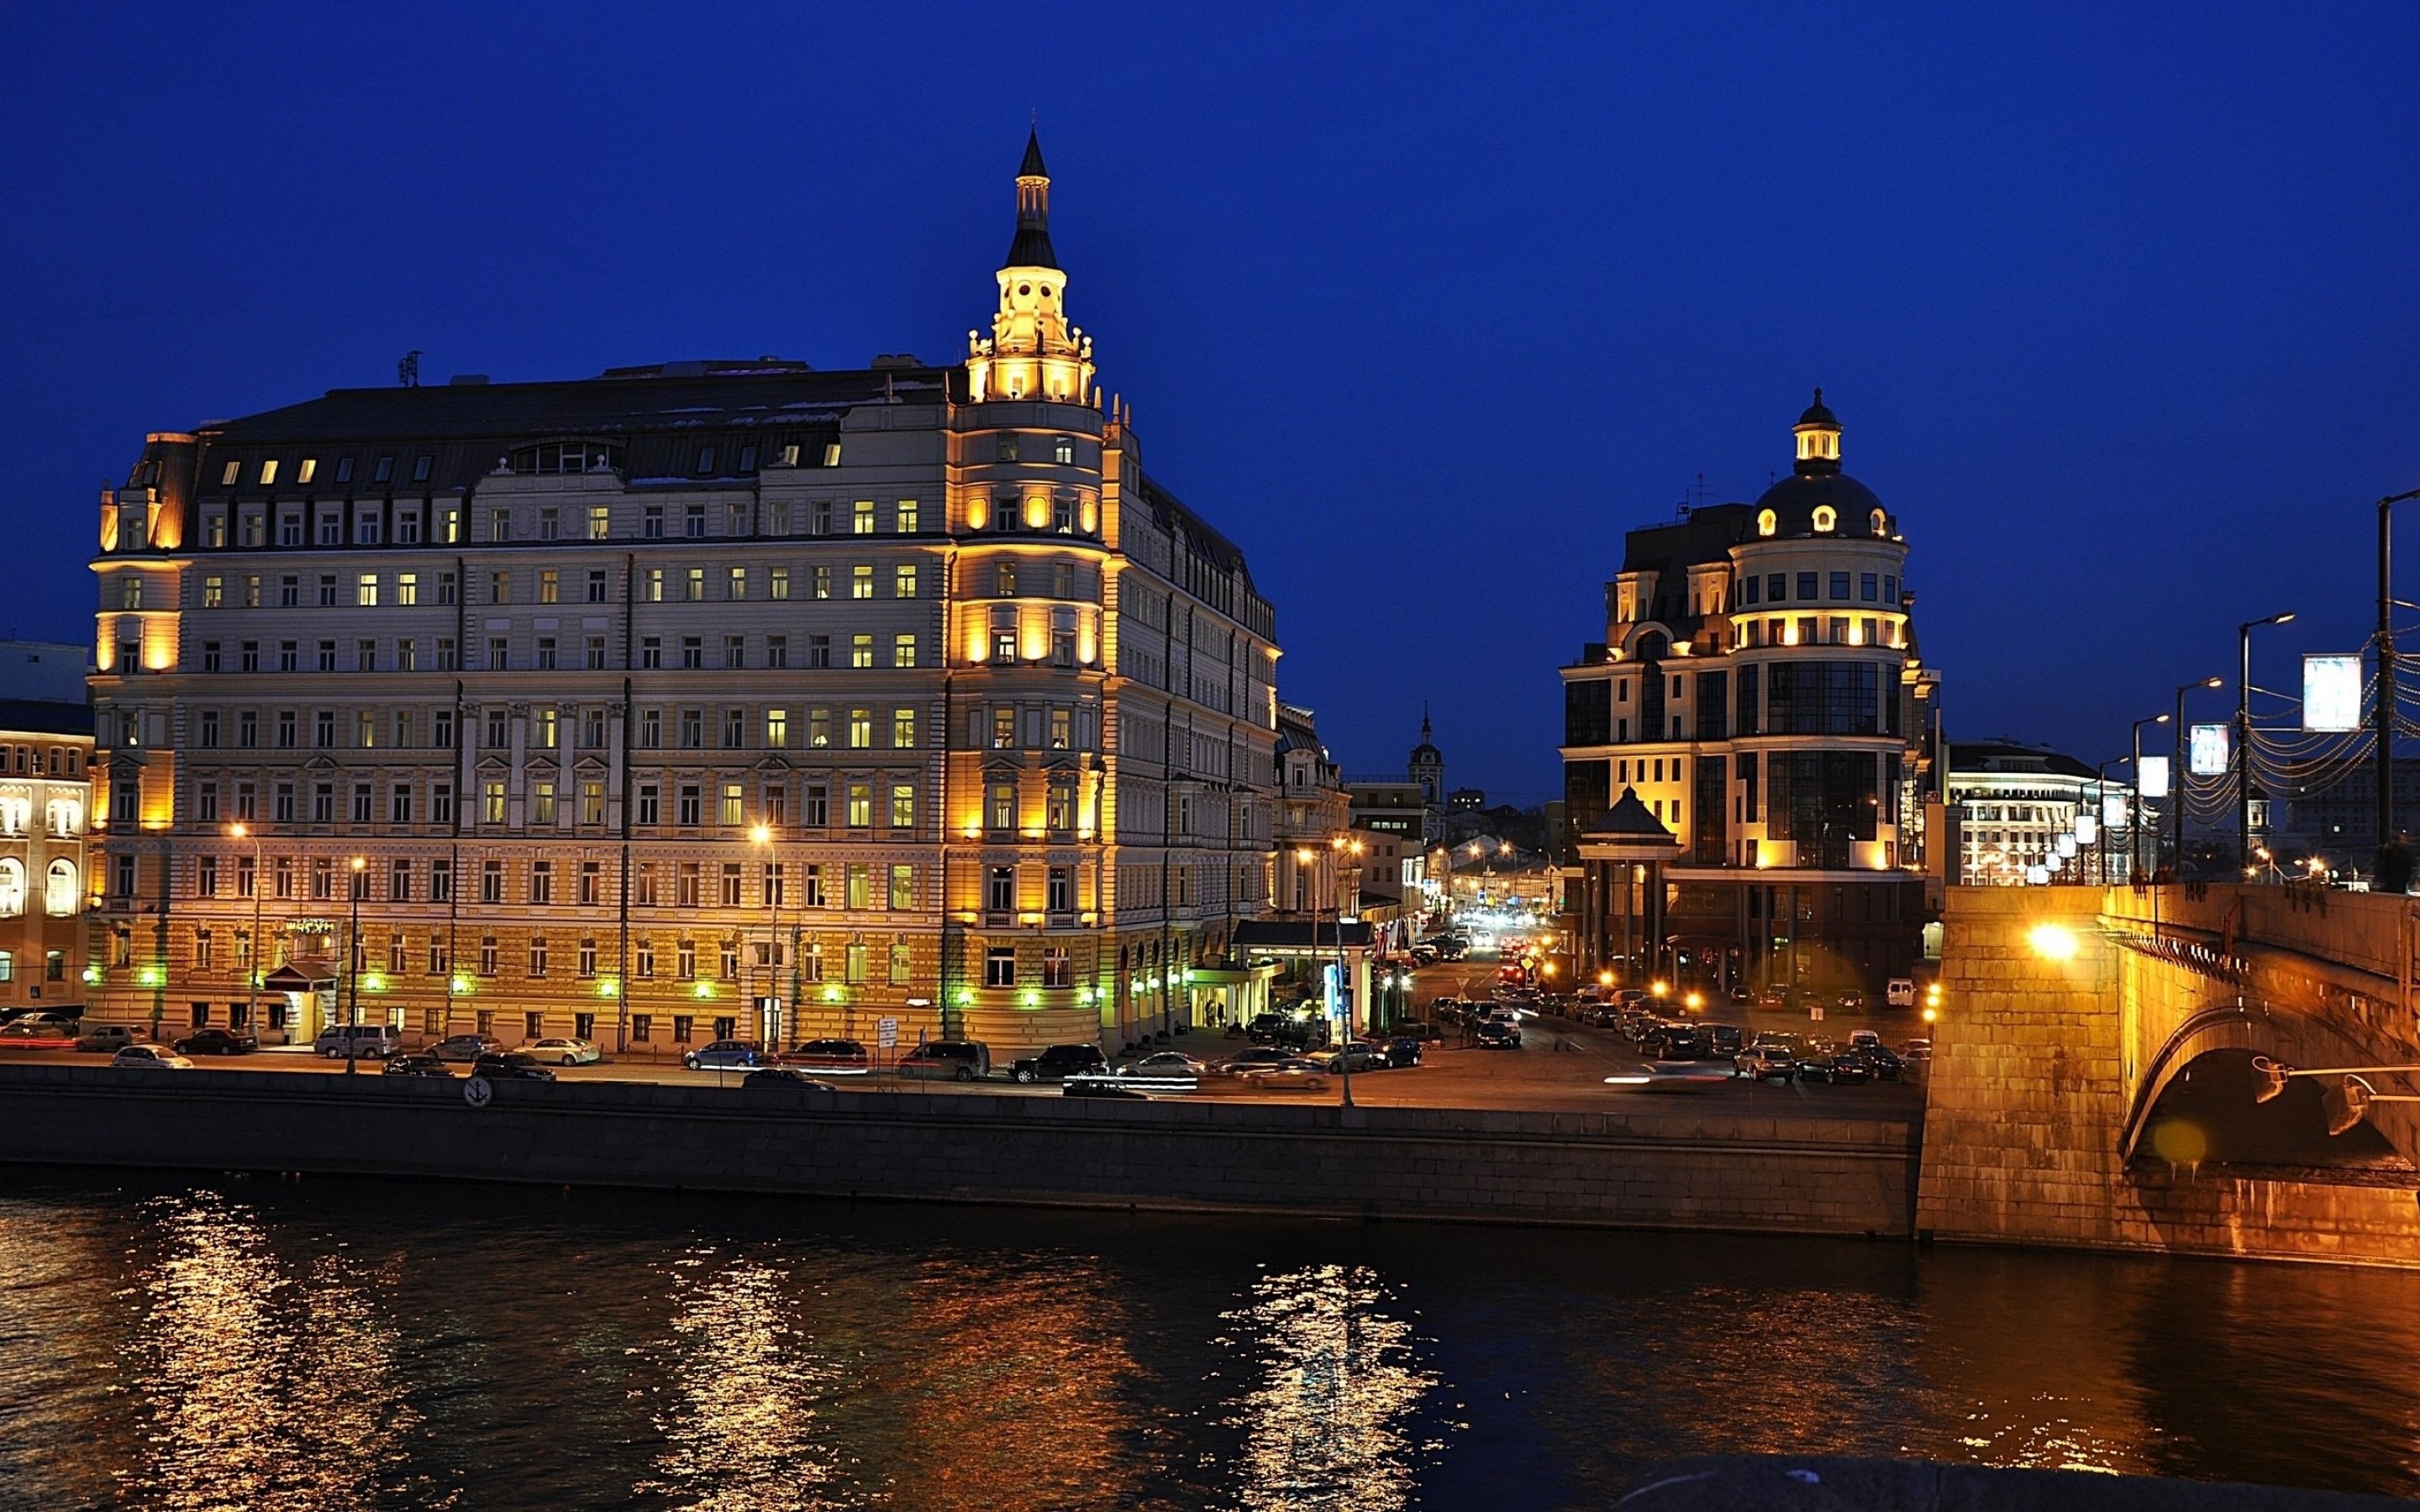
top-left (1797, 386), bottom-right (1839, 428)
top-left (1005, 129), bottom-right (1060, 270)
top-left (1582, 787), bottom-right (1681, 847)
top-left (1018, 129), bottom-right (1049, 178)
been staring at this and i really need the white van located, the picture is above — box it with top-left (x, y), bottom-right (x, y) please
top-left (312, 1023), bottom-right (402, 1059)
top-left (1886, 978), bottom-right (1918, 1009)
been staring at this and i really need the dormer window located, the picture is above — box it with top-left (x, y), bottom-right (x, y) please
top-left (1870, 508), bottom-right (1887, 536)
top-left (1812, 505), bottom-right (1837, 533)
top-left (1756, 509), bottom-right (1777, 538)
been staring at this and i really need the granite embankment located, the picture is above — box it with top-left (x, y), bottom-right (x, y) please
top-left (0, 1064), bottom-right (1919, 1235)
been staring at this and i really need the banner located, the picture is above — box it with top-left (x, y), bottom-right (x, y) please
top-left (2139, 753), bottom-right (2170, 800)
top-left (2189, 723), bottom-right (2231, 777)
top-left (2103, 792), bottom-right (2128, 830)
top-left (2075, 812), bottom-right (2098, 846)
top-left (2303, 654), bottom-right (2363, 733)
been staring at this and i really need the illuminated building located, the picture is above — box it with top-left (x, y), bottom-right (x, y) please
top-left (1947, 741), bottom-right (2134, 885)
top-left (1558, 393), bottom-right (1946, 991)
top-left (0, 690), bottom-right (92, 1013)
top-left (82, 133), bottom-right (1281, 1055)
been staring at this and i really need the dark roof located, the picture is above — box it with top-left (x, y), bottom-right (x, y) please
top-left (1582, 787), bottom-right (1681, 845)
top-left (1006, 130), bottom-right (1060, 269)
top-left (1951, 741), bottom-right (2096, 780)
top-left (1618, 504), bottom-right (1754, 575)
top-left (178, 363), bottom-right (960, 499)
top-left (1797, 387), bottom-right (1839, 428)
top-left (1234, 920), bottom-right (1376, 950)
top-left (0, 700), bottom-right (92, 738)
top-left (1018, 129), bottom-right (1049, 177)
top-left (1752, 470), bottom-right (1888, 535)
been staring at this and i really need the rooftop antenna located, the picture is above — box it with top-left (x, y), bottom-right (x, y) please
top-left (1691, 472), bottom-right (1710, 509)
top-left (397, 350), bottom-right (422, 388)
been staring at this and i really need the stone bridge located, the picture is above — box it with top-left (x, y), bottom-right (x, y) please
top-left (1918, 884), bottom-right (2420, 1266)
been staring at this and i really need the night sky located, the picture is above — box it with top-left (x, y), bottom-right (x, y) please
top-left (6, 4), bottom-right (2417, 803)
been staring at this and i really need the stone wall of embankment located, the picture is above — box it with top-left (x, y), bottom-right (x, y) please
top-left (0, 1066), bottom-right (1918, 1236)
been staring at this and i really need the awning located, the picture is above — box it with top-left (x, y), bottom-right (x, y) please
top-left (260, 963), bottom-right (335, 991)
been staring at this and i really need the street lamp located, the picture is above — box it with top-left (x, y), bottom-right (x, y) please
top-left (345, 854), bottom-right (366, 1075)
top-left (2375, 490), bottom-right (2420, 875)
top-left (750, 824), bottom-right (780, 1048)
top-left (227, 822), bottom-right (263, 1035)
top-left (2238, 613), bottom-right (2296, 875)
top-left (2173, 676), bottom-right (2223, 879)
top-left (2129, 716), bottom-right (2170, 882)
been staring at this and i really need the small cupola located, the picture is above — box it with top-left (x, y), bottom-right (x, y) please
top-left (1792, 388), bottom-right (1842, 476)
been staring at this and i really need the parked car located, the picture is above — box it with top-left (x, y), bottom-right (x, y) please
top-left (1702, 1024), bottom-right (1746, 1056)
top-left (1383, 1035), bottom-right (1423, 1068)
top-left (1735, 1044), bottom-right (1797, 1082)
top-left (431, 1033), bottom-right (504, 1063)
top-left (1213, 1046), bottom-right (1298, 1077)
top-left (744, 1068), bottom-right (838, 1091)
top-left (312, 1023), bottom-right (402, 1060)
top-left (73, 1025), bottom-right (135, 1053)
top-left (1728, 986), bottom-right (1754, 1006)
top-left (1234, 1056), bottom-right (1331, 1092)
top-left (171, 1027), bottom-right (258, 1056)
top-left (896, 1039), bottom-right (992, 1082)
top-left (1473, 1020), bottom-right (1522, 1049)
top-left (776, 1038), bottom-right (871, 1073)
top-left (1122, 1050), bottom-right (1207, 1079)
top-left (381, 1053), bottom-right (455, 1079)
top-left (111, 1045), bottom-right (192, 1070)
top-left (681, 1039), bottom-right (764, 1072)
top-left (1010, 1043), bottom-right (1109, 1084)
top-left (1897, 1038), bottom-right (1934, 1060)
top-left (1846, 1044), bottom-right (1906, 1082)
top-left (1755, 987), bottom-right (1789, 1009)
top-left (1642, 1026), bottom-right (1705, 1060)
top-left (1063, 1079), bottom-right (1149, 1100)
top-left (1327, 1042), bottom-right (1391, 1074)
top-left (471, 1051), bottom-right (557, 1082)
top-left (0, 1021), bottom-right (76, 1049)
top-left (1797, 1050), bottom-right (1871, 1085)
top-left (1836, 989), bottom-right (1869, 1013)
top-left (4, 1010), bottom-right (81, 1031)
top-left (1848, 1029), bottom-right (1883, 1050)
top-left (1886, 977), bottom-right (1918, 1009)
top-left (520, 1037), bottom-right (600, 1067)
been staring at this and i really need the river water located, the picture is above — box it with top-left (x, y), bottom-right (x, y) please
top-left (1, 1169), bottom-right (2415, 1510)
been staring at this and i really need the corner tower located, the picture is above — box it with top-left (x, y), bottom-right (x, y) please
top-left (967, 130), bottom-right (1097, 405)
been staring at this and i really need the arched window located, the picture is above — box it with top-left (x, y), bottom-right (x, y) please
top-left (1870, 508), bottom-right (1887, 537)
top-left (45, 859), bottom-right (77, 916)
top-left (0, 858), bottom-right (22, 917)
top-left (1812, 505), bottom-right (1837, 533)
top-left (1636, 632), bottom-right (1670, 662)
top-left (1756, 508), bottom-right (1777, 538)
top-left (44, 797), bottom-right (80, 836)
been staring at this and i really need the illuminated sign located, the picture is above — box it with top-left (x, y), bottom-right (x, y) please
top-left (2189, 723), bottom-right (2231, 778)
top-left (2139, 754), bottom-right (2170, 800)
top-left (2075, 813), bottom-right (2098, 846)
top-left (2103, 793), bottom-right (2128, 830)
top-left (2303, 654), bottom-right (2363, 733)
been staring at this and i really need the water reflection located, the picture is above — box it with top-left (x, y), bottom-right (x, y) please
top-left (120, 1188), bottom-right (420, 1509)
top-left (1221, 1263), bottom-right (1440, 1511)
top-left (634, 1248), bottom-right (850, 1509)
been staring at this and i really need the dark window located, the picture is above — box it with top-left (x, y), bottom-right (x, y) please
top-left (1829, 571), bottom-right (1850, 601)
top-left (1796, 572), bottom-right (1818, 601)
top-left (1767, 574), bottom-right (1786, 601)
top-left (1692, 754), bottom-right (1727, 863)
top-left (1735, 664), bottom-right (1760, 737)
top-left (334, 458), bottom-right (355, 484)
top-left (1564, 759), bottom-right (1610, 835)
top-left (1765, 661), bottom-right (1879, 736)
top-left (1766, 751), bottom-right (1880, 869)
top-left (1564, 679), bottom-right (1611, 747)
top-left (411, 454), bottom-right (433, 482)
top-left (1694, 670), bottom-right (1728, 742)
top-left (1743, 577), bottom-right (1760, 606)
top-left (373, 456), bottom-right (394, 483)
top-left (1739, 751), bottom-right (1759, 823)
top-left (1860, 572), bottom-right (1879, 602)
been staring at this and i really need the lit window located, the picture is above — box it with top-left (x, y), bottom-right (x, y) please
top-left (259, 459), bottom-right (280, 486)
top-left (1756, 508), bottom-right (1776, 537)
top-left (1812, 505), bottom-right (1836, 533)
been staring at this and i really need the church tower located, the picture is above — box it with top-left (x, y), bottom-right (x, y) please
top-left (1409, 707), bottom-right (1444, 806)
top-left (966, 130), bottom-right (1097, 405)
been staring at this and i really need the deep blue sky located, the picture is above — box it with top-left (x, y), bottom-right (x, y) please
top-left (7, 4), bottom-right (2419, 803)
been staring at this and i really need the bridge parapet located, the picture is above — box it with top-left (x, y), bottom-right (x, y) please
top-left (1918, 884), bottom-right (2420, 1267)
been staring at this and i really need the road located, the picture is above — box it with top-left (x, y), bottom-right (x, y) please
top-left (0, 959), bottom-right (1925, 1121)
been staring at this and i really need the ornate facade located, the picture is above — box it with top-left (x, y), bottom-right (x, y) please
top-left (1560, 394), bottom-right (1946, 992)
top-left (83, 134), bottom-right (1281, 1055)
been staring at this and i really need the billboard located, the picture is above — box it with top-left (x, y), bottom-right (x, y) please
top-left (2189, 723), bottom-right (2231, 777)
top-left (2139, 753), bottom-right (2170, 800)
top-left (2075, 812), bottom-right (2098, 846)
top-left (2103, 792), bottom-right (2129, 830)
top-left (2304, 654), bottom-right (2363, 733)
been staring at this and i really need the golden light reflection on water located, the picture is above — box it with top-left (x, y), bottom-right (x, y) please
top-left (634, 1247), bottom-right (850, 1510)
top-left (1219, 1263), bottom-right (1439, 1512)
top-left (120, 1189), bottom-right (423, 1510)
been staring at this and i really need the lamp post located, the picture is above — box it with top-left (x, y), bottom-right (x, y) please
top-left (2376, 490), bottom-right (2420, 873)
top-left (228, 823), bottom-right (262, 1034)
top-left (2238, 613), bottom-right (2297, 876)
top-left (2173, 677), bottom-right (2223, 879)
top-left (750, 824), bottom-right (780, 1050)
top-left (2130, 715), bottom-right (2170, 883)
top-left (1332, 835), bottom-right (1364, 1108)
top-left (344, 854), bottom-right (366, 1075)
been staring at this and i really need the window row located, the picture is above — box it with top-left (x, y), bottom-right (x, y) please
top-left (187, 629), bottom-right (929, 675)
top-left (1737, 570), bottom-right (1898, 608)
top-left (192, 851), bottom-right (924, 915)
top-left (192, 491), bottom-right (932, 550)
top-left (184, 774), bottom-right (927, 832)
top-left (0, 744), bottom-right (82, 777)
top-left (0, 858), bottom-right (79, 918)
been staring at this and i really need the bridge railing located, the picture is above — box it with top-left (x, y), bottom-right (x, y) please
top-left (2099, 884), bottom-right (2417, 990)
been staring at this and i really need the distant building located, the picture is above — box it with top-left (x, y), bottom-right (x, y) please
top-left (0, 642), bottom-right (88, 705)
top-left (0, 699), bottom-right (92, 1014)
top-left (1948, 740), bottom-right (2139, 885)
top-left (1274, 702), bottom-right (1352, 916)
top-left (1349, 712), bottom-right (1446, 844)
top-left (1446, 787), bottom-right (1486, 813)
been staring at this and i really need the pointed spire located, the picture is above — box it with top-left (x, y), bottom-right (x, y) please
top-left (1420, 701), bottom-right (1433, 741)
top-left (1006, 129), bottom-right (1059, 270)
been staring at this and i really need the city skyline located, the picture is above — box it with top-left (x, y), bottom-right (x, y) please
top-left (8, 7), bottom-right (2420, 801)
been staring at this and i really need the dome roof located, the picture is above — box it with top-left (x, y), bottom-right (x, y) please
top-left (1751, 470), bottom-right (1890, 538)
top-left (1797, 387), bottom-right (1839, 428)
